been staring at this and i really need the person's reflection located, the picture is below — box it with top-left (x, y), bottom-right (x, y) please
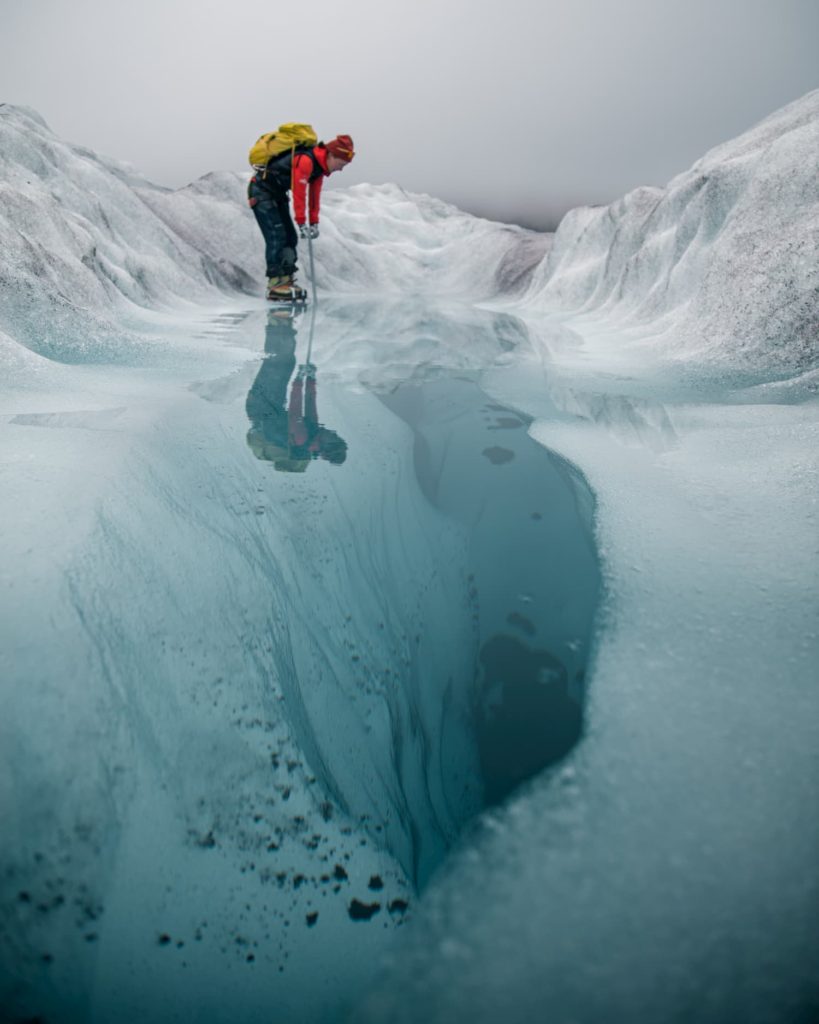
top-left (246, 309), bottom-right (347, 472)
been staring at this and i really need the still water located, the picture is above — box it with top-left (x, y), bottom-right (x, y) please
top-left (245, 304), bottom-right (600, 823)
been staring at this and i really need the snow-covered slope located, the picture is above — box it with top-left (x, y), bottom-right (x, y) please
top-left (0, 105), bottom-right (258, 361)
top-left (0, 104), bottom-right (545, 364)
top-left (2, 94), bottom-right (816, 378)
top-left (523, 90), bottom-right (819, 375)
top-left (143, 174), bottom-right (549, 301)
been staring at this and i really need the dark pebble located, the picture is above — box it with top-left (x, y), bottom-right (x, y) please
top-left (348, 899), bottom-right (381, 922)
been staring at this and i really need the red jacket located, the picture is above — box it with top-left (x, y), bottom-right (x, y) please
top-left (292, 146), bottom-right (329, 227)
top-left (288, 376), bottom-right (318, 448)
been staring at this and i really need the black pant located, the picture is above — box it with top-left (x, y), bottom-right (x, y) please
top-left (248, 180), bottom-right (298, 278)
top-left (246, 315), bottom-right (297, 448)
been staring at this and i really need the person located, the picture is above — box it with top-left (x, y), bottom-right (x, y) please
top-left (247, 134), bottom-right (355, 301)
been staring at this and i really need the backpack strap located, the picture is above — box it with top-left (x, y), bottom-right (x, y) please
top-left (259, 147), bottom-right (321, 192)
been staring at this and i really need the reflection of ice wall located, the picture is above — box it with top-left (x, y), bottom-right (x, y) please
top-left (523, 90), bottom-right (819, 375)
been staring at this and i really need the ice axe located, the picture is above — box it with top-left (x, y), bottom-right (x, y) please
top-left (305, 227), bottom-right (318, 364)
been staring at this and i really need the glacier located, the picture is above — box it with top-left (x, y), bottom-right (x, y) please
top-left (518, 90), bottom-right (819, 377)
top-left (1, 90), bottom-right (818, 1024)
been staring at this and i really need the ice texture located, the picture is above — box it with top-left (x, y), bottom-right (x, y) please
top-left (354, 352), bottom-right (819, 1023)
top-left (520, 89), bottom-right (819, 376)
top-left (0, 105), bottom-right (255, 363)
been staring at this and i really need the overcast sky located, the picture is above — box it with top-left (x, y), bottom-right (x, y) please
top-left (1, 0), bottom-right (817, 229)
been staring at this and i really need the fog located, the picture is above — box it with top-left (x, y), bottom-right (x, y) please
top-left (1, 0), bottom-right (817, 228)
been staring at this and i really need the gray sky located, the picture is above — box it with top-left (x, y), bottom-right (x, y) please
top-left (2, 0), bottom-right (817, 229)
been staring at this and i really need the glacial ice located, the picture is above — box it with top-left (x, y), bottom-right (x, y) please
top-left (517, 89), bottom-right (819, 378)
top-left (1, 91), bottom-right (818, 1024)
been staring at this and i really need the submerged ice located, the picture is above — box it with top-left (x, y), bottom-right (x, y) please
top-left (216, 303), bottom-right (601, 883)
top-left (377, 374), bottom-right (598, 807)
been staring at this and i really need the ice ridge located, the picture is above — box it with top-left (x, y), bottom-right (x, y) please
top-left (1, 92), bottom-right (816, 377)
top-left (522, 89), bottom-right (819, 376)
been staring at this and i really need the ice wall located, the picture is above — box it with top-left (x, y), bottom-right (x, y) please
top-left (522, 90), bottom-right (819, 376)
top-left (0, 105), bottom-right (257, 361)
top-left (3, 92), bottom-right (816, 378)
top-left (0, 104), bottom-right (545, 364)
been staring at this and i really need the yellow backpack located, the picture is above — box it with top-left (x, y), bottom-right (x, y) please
top-left (248, 123), bottom-right (318, 170)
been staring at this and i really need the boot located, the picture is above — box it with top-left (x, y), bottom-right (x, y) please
top-left (267, 275), bottom-right (307, 303)
top-left (266, 275), bottom-right (286, 298)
